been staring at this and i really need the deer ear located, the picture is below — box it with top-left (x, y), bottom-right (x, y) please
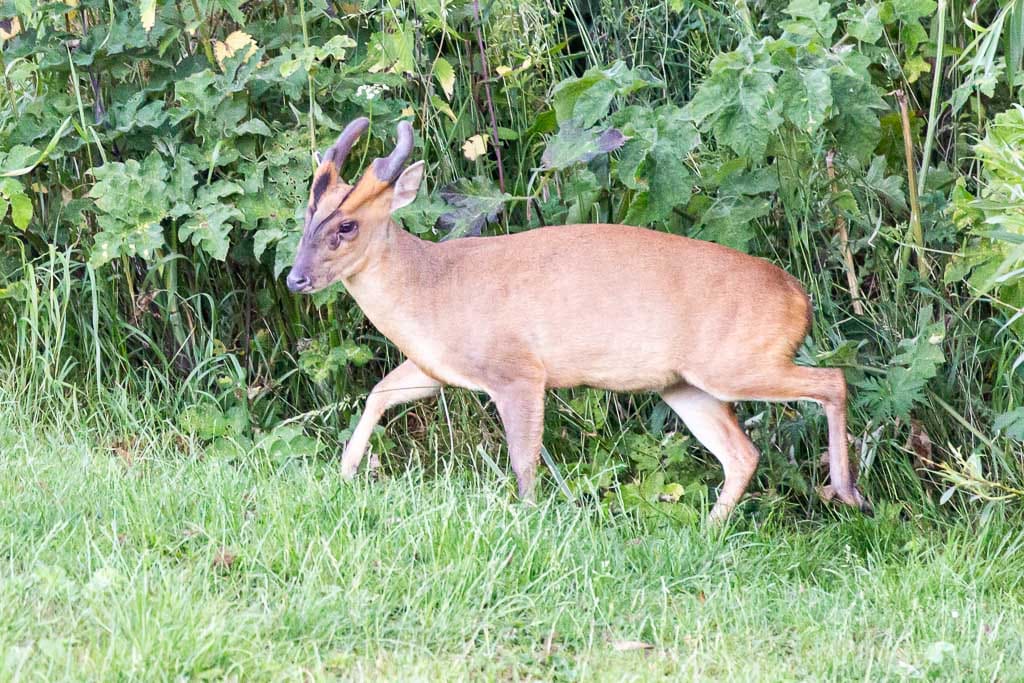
top-left (390, 161), bottom-right (425, 211)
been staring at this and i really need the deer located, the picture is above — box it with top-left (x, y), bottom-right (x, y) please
top-left (286, 117), bottom-right (872, 523)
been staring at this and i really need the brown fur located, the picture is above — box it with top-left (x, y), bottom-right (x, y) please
top-left (288, 142), bottom-right (871, 522)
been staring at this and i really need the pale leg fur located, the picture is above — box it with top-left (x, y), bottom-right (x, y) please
top-left (490, 382), bottom-right (546, 501)
top-left (660, 384), bottom-right (760, 523)
top-left (693, 364), bottom-right (871, 516)
top-left (340, 360), bottom-right (440, 478)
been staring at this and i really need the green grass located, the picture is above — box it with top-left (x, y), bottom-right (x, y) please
top-left (2, 381), bottom-right (1023, 682)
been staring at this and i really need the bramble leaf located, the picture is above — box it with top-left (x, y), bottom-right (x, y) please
top-left (541, 121), bottom-right (627, 170)
top-left (436, 177), bottom-right (512, 239)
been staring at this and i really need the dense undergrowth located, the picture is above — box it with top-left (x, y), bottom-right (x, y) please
top-left (1, 0), bottom-right (1023, 519)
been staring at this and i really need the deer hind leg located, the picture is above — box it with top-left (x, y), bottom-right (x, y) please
top-left (660, 384), bottom-right (761, 523)
top-left (489, 381), bottom-right (546, 501)
top-left (697, 365), bottom-right (871, 515)
top-left (340, 360), bottom-right (441, 479)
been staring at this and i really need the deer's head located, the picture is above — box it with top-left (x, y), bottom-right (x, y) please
top-left (286, 118), bottom-right (424, 293)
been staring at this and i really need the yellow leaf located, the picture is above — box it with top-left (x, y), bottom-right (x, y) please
top-left (401, 106), bottom-right (416, 118)
top-left (462, 134), bottom-right (488, 161)
top-left (213, 31), bottom-right (259, 71)
top-left (434, 57), bottom-right (455, 100)
top-left (140, 0), bottom-right (156, 32)
top-left (495, 65), bottom-right (512, 77)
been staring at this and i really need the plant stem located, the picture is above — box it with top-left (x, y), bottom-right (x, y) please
top-left (189, 0), bottom-right (217, 67)
top-left (918, 0), bottom-right (946, 195)
top-left (826, 150), bottom-right (865, 315)
top-left (471, 0), bottom-right (505, 193)
top-left (298, 0), bottom-right (317, 164)
top-left (896, 89), bottom-right (929, 279)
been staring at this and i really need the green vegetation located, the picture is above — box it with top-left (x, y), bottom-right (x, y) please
top-left (2, 383), bottom-right (1023, 680)
top-left (2, 0), bottom-right (1024, 677)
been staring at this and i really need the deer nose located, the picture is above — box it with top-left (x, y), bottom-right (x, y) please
top-left (287, 271), bottom-right (311, 293)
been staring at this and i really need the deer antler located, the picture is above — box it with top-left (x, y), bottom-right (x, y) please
top-left (371, 120), bottom-right (413, 183)
top-left (323, 117), bottom-right (370, 168)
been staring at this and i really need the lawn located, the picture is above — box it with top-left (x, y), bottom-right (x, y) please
top-left (2, 384), bottom-right (1022, 682)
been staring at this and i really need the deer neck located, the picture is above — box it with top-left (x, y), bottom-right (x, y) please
top-left (341, 222), bottom-right (438, 342)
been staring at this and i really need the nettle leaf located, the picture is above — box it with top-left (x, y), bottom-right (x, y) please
top-left (856, 307), bottom-right (945, 419)
top-left (775, 54), bottom-right (832, 134)
top-left (694, 193), bottom-right (772, 252)
top-left (827, 69), bottom-right (887, 162)
top-left (780, 0), bottom-right (838, 43)
top-left (392, 193), bottom-right (448, 235)
top-left (840, 2), bottom-right (886, 43)
top-left (615, 105), bottom-right (701, 224)
top-left (688, 39), bottom-right (782, 160)
top-left (863, 155), bottom-right (907, 211)
top-left (437, 177), bottom-right (512, 239)
top-left (178, 181), bottom-right (244, 261)
top-left (552, 60), bottom-right (661, 128)
top-left (87, 154), bottom-right (171, 267)
top-left (273, 231), bottom-right (300, 279)
top-left (541, 120), bottom-right (626, 170)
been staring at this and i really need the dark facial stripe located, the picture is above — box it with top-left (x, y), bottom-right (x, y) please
top-left (311, 173), bottom-right (331, 211)
top-left (311, 186), bottom-right (356, 237)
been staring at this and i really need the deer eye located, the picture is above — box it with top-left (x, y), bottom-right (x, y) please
top-left (338, 220), bottom-right (357, 235)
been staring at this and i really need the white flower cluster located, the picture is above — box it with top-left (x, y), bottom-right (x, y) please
top-left (356, 83), bottom-right (390, 101)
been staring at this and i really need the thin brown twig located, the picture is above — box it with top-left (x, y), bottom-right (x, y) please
top-left (825, 150), bottom-right (865, 315)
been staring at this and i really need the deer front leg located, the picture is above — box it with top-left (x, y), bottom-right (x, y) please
top-left (341, 360), bottom-right (441, 478)
top-left (490, 381), bottom-right (546, 501)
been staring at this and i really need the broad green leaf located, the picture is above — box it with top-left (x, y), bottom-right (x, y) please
top-left (437, 177), bottom-right (511, 239)
top-left (253, 228), bottom-right (285, 261)
top-left (695, 193), bottom-right (771, 252)
top-left (552, 60), bottom-right (660, 128)
top-left (904, 54), bottom-right (931, 83)
top-left (864, 155), bottom-right (907, 210)
top-left (273, 232), bottom-right (300, 279)
top-left (890, 0), bottom-right (936, 21)
top-left (840, 2), bottom-right (886, 43)
top-left (995, 408), bottom-right (1024, 441)
top-left (179, 202), bottom-right (242, 261)
top-left (541, 121), bottom-right (626, 170)
top-left (87, 154), bottom-right (172, 267)
top-left (316, 35), bottom-right (356, 61)
top-left (777, 64), bottom-right (832, 133)
top-left (780, 0), bottom-right (837, 43)
top-left (89, 221), bottom-right (166, 268)
top-left (366, 27), bottom-right (415, 74)
top-left (10, 193), bottom-right (31, 230)
top-left (237, 119), bottom-right (272, 136)
top-left (616, 105), bottom-right (700, 224)
top-left (688, 39), bottom-right (782, 159)
top-left (827, 71), bottom-right (887, 162)
top-left (299, 335), bottom-right (374, 384)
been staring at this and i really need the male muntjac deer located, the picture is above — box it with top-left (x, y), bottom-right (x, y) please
top-left (287, 117), bottom-right (872, 522)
